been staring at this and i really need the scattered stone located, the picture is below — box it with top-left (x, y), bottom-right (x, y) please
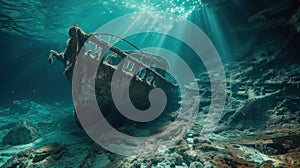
top-left (195, 143), bottom-right (218, 152)
top-left (193, 137), bottom-right (207, 144)
top-left (202, 161), bottom-right (215, 168)
top-left (183, 150), bottom-right (200, 163)
top-left (175, 139), bottom-right (190, 155)
top-left (173, 153), bottom-right (184, 165)
top-left (189, 161), bottom-right (204, 168)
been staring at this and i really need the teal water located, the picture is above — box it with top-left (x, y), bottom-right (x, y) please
top-left (0, 0), bottom-right (300, 167)
top-left (0, 0), bottom-right (206, 43)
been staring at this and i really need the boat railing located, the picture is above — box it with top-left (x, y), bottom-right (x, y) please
top-left (88, 34), bottom-right (178, 88)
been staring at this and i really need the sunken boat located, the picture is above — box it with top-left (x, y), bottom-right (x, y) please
top-left (49, 26), bottom-right (181, 128)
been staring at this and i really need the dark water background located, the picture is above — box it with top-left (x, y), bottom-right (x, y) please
top-left (0, 34), bottom-right (71, 104)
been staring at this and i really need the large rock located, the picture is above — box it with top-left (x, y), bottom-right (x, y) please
top-left (2, 120), bottom-right (39, 145)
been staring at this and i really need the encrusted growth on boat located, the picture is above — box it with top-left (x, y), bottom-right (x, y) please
top-left (49, 25), bottom-right (181, 124)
